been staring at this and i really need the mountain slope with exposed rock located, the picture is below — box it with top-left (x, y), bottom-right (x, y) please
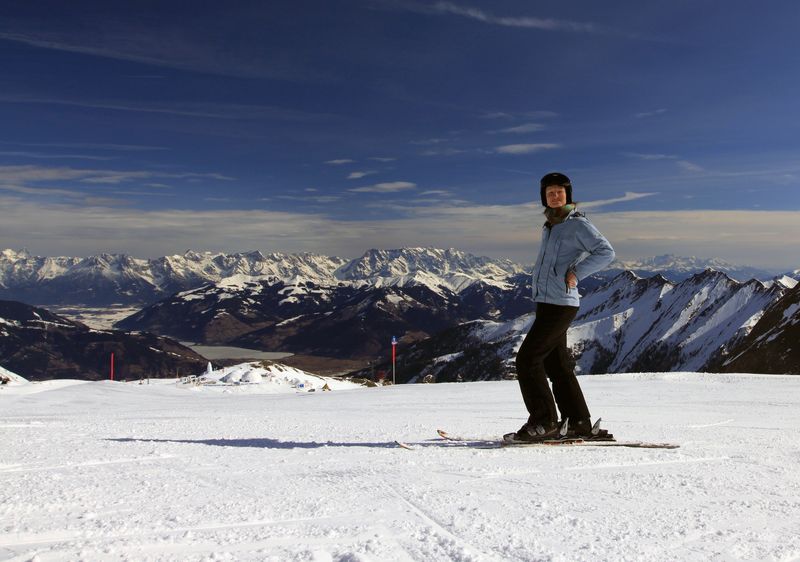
top-left (0, 299), bottom-right (206, 381)
top-left (716, 282), bottom-right (800, 374)
top-left (352, 269), bottom-right (793, 381)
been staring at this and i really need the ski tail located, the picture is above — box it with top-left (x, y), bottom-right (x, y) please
top-left (437, 429), bottom-right (461, 441)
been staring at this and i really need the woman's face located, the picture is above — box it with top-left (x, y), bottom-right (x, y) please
top-left (545, 185), bottom-right (568, 208)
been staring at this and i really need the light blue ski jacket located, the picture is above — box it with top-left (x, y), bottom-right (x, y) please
top-left (531, 209), bottom-right (615, 307)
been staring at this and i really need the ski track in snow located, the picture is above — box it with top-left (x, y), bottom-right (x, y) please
top-left (2, 374), bottom-right (800, 561)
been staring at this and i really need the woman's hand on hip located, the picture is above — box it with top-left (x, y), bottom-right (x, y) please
top-left (566, 271), bottom-right (578, 288)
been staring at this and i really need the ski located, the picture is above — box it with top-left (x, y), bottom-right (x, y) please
top-left (436, 429), bottom-right (679, 449)
top-left (502, 439), bottom-right (679, 449)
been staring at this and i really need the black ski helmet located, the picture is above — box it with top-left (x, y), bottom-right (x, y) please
top-left (540, 172), bottom-right (573, 206)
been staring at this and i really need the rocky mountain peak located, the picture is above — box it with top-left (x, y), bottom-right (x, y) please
top-left (1, 248), bottom-right (31, 261)
top-left (334, 247), bottom-right (524, 292)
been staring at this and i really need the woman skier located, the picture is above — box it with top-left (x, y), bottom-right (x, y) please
top-left (507, 172), bottom-right (616, 442)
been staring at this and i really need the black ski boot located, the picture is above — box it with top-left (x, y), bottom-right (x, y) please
top-left (562, 418), bottom-right (614, 441)
top-left (504, 420), bottom-right (567, 443)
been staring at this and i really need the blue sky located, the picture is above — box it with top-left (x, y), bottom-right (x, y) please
top-left (1, 0), bottom-right (799, 269)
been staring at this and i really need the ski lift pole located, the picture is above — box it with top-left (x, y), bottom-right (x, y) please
top-left (391, 336), bottom-right (397, 385)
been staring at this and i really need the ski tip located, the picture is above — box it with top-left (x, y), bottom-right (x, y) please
top-left (395, 440), bottom-right (414, 450)
top-left (436, 429), bottom-right (449, 439)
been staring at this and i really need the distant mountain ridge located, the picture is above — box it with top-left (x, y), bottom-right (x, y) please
top-left (604, 254), bottom-right (774, 283)
top-left (0, 247), bottom-right (780, 307)
top-left (0, 247), bottom-right (524, 306)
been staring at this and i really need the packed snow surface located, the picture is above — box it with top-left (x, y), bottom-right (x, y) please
top-left (194, 362), bottom-right (360, 393)
top-left (2, 373), bottom-right (800, 561)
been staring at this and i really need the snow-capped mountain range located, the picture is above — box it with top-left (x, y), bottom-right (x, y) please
top-left (605, 254), bottom-right (773, 283)
top-left (115, 270), bottom-right (535, 358)
top-left (3, 247), bottom-right (797, 377)
top-left (0, 247), bottom-right (524, 306)
top-left (0, 248), bottom-right (350, 305)
top-left (353, 269), bottom-right (799, 380)
top-left (1, 247), bottom-right (783, 307)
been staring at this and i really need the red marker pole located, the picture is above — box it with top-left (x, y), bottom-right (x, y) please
top-left (110, 352), bottom-right (115, 381)
top-left (391, 336), bottom-right (397, 385)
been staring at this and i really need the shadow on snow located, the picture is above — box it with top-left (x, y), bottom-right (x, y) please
top-left (106, 437), bottom-right (404, 449)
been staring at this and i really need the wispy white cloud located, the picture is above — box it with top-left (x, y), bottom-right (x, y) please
top-left (349, 181), bottom-right (416, 193)
top-left (0, 165), bottom-right (99, 183)
top-left (635, 108), bottom-right (668, 118)
top-left (622, 152), bottom-right (707, 175)
top-left (2, 196), bottom-right (797, 268)
top-left (676, 160), bottom-right (705, 173)
top-left (495, 143), bottom-right (561, 155)
top-left (112, 189), bottom-right (177, 197)
top-left (368, 156), bottom-right (397, 162)
top-left (490, 123), bottom-right (545, 134)
top-left (421, 147), bottom-right (469, 157)
top-left (579, 191), bottom-right (657, 209)
top-left (622, 152), bottom-right (678, 161)
top-left (276, 194), bottom-right (342, 204)
top-left (0, 24), bottom-right (328, 81)
top-left (0, 150), bottom-right (116, 161)
top-left (347, 171), bottom-right (378, 180)
top-left (481, 112), bottom-right (514, 120)
top-left (0, 184), bottom-right (86, 197)
top-left (410, 138), bottom-right (451, 146)
top-left (0, 94), bottom-right (330, 122)
top-left (2, 141), bottom-right (169, 152)
top-left (426, 2), bottom-right (600, 33)
top-left (80, 171), bottom-right (234, 184)
top-left (325, 159), bottom-right (356, 165)
top-left (482, 110), bottom-right (557, 120)
top-left (0, 165), bottom-right (233, 197)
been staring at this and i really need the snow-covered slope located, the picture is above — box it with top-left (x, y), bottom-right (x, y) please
top-left (767, 275), bottom-right (799, 289)
top-left (372, 269), bottom-right (792, 380)
top-left (720, 281), bottom-right (800, 373)
top-left (0, 364), bottom-right (27, 385)
top-left (572, 269), bottom-right (784, 372)
top-left (190, 361), bottom-right (364, 393)
top-left (778, 268), bottom-right (800, 284)
top-left (1, 374), bottom-right (798, 560)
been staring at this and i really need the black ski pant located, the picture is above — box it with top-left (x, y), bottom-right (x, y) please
top-left (515, 302), bottom-right (590, 427)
